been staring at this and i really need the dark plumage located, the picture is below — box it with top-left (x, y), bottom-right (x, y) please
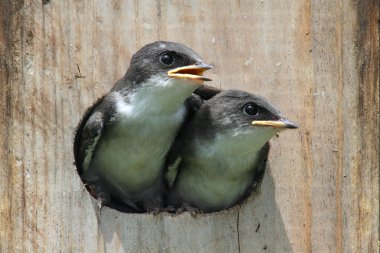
top-left (166, 90), bottom-right (298, 213)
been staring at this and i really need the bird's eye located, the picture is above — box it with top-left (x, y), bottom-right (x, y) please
top-left (160, 53), bottom-right (175, 65)
top-left (244, 103), bottom-right (259, 116)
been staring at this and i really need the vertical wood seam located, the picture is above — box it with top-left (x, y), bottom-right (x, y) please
top-left (335, 1), bottom-right (344, 252)
top-left (236, 211), bottom-right (241, 253)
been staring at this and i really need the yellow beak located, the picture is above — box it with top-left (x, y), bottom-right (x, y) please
top-left (167, 63), bottom-right (212, 82)
top-left (252, 119), bottom-right (298, 129)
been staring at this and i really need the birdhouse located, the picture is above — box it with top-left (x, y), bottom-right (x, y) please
top-left (0, 1), bottom-right (378, 252)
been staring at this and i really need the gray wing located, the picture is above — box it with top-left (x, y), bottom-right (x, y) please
top-left (74, 96), bottom-right (106, 176)
top-left (165, 156), bottom-right (182, 188)
top-left (243, 142), bottom-right (270, 200)
top-left (73, 97), bottom-right (115, 206)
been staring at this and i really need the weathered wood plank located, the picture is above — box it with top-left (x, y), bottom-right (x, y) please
top-left (0, 0), bottom-right (378, 252)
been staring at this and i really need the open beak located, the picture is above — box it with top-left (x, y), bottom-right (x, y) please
top-left (252, 118), bottom-right (298, 129)
top-left (167, 62), bottom-right (212, 82)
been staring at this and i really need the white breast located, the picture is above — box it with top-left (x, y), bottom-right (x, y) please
top-left (91, 76), bottom-right (197, 193)
top-left (176, 129), bottom-right (275, 210)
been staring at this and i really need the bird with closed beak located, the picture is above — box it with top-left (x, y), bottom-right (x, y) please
top-left (74, 41), bottom-right (213, 212)
top-left (166, 90), bottom-right (298, 213)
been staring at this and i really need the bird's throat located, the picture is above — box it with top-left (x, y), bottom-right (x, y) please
top-left (124, 75), bottom-right (199, 115)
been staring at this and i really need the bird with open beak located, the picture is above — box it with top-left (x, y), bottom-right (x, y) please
top-left (166, 90), bottom-right (298, 213)
top-left (74, 41), bottom-right (214, 212)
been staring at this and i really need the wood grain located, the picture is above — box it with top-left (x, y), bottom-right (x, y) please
top-left (0, 0), bottom-right (378, 252)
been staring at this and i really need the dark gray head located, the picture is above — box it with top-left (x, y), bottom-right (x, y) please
top-left (123, 41), bottom-right (212, 85)
top-left (191, 90), bottom-right (298, 138)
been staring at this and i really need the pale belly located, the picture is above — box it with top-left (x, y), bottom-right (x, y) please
top-left (177, 168), bottom-right (251, 211)
top-left (175, 138), bottom-right (260, 211)
top-left (91, 111), bottom-right (185, 193)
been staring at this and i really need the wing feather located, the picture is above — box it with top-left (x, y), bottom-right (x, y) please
top-left (74, 96), bottom-right (106, 175)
